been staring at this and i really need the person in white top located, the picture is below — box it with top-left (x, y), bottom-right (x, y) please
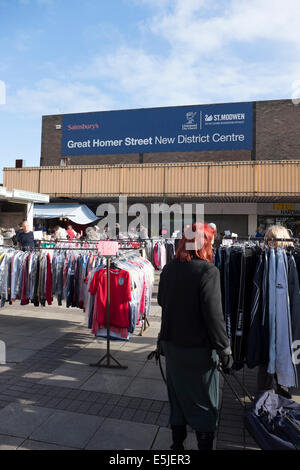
top-left (54, 225), bottom-right (68, 240)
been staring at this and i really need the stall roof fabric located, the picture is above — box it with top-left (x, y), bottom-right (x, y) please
top-left (33, 203), bottom-right (98, 225)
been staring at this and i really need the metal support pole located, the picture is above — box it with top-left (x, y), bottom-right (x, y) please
top-left (90, 256), bottom-right (127, 369)
top-left (139, 314), bottom-right (150, 336)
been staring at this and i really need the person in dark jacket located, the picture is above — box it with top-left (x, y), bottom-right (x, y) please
top-left (158, 222), bottom-right (232, 451)
top-left (17, 220), bottom-right (35, 250)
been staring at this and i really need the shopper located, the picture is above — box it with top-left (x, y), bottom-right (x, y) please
top-left (157, 222), bottom-right (232, 451)
top-left (208, 222), bottom-right (217, 232)
top-left (257, 224), bottom-right (295, 399)
top-left (17, 221), bottom-right (35, 250)
top-left (12, 222), bottom-right (23, 246)
top-left (66, 224), bottom-right (77, 240)
top-left (54, 225), bottom-right (68, 240)
top-left (139, 224), bottom-right (149, 239)
top-left (256, 225), bottom-right (264, 238)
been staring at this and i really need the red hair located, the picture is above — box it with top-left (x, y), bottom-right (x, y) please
top-left (176, 222), bottom-right (216, 263)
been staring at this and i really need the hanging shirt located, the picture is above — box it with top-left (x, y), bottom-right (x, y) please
top-left (89, 268), bottom-right (131, 328)
top-left (67, 228), bottom-right (76, 240)
top-left (45, 253), bottom-right (53, 305)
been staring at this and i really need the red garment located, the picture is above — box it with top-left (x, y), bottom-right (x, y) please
top-left (67, 228), bottom-right (76, 240)
top-left (46, 253), bottom-right (53, 305)
top-left (89, 268), bottom-right (131, 329)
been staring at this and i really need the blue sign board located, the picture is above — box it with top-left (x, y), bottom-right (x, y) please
top-left (61, 102), bottom-right (253, 156)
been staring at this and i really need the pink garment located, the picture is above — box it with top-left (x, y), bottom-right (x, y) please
top-left (139, 278), bottom-right (146, 315)
top-left (153, 243), bottom-right (160, 270)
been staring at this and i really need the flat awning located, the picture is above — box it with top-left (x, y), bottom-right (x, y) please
top-left (33, 203), bottom-right (98, 225)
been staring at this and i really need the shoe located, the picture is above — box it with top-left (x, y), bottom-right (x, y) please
top-left (276, 385), bottom-right (292, 399)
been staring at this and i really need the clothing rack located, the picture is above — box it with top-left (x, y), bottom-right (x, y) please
top-left (0, 245), bottom-right (150, 368)
top-left (222, 237), bottom-right (300, 242)
top-left (214, 239), bottom-right (300, 382)
top-left (35, 239), bottom-right (146, 244)
top-left (89, 247), bottom-right (148, 370)
top-left (89, 255), bottom-right (128, 370)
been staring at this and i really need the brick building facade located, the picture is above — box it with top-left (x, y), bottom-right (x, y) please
top-left (40, 99), bottom-right (300, 167)
top-left (20, 98), bottom-right (297, 236)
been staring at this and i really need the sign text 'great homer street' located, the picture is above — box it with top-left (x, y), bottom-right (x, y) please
top-left (61, 103), bottom-right (253, 156)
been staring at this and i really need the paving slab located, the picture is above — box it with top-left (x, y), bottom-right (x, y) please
top-left (39, 364), bottom-right (97, 388)
top-left (65, 348), bottom-right (135, 368)
top-left (15, 337), bottom-right (57, 351)
top-left (87, 360), bottom-right (145, 377)
top-left (30, 409), bottom-right (104, 449)
top-left (6, 348), bottom-right (37, 363)
top-left (33, 327), bottom-right (75, 340)
top-left (17, 439), bottom-right (77, 450)
top-left (84, 340), bottom-right (127, 352)
top-left (0, 335), bottom-right (31, 348)
top-left (124, 377), bottom-right (168, 401)
top-left (0, 365), bottom-right (12, 374)
top-left (62, 348), bottom-right (102, 363)
top-left (0, 403), bottom-right (55, 438)
top-left (151, 427), bottom-right (199, 450)
top-left (217, 440), bottom-right (247, 450)
top-left (114, 349), bottom-right (153, 363)
top-left (0, 434), bottom-right (25, 450)
top-left (120, 339), bottom-right (157, 352)
top-left (85, 418), bottom-right (158, 450)
top-left (80, 372), bottom-right (134, 394)
top-left (137, 362), bottom-right (166, 380)
top-left (22, 372), bottom-right (52, 381)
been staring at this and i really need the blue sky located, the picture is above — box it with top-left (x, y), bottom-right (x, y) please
top-left (1, 0), bottom-right (300, 179)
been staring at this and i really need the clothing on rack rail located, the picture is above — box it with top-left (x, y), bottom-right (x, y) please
top-left (0, 249), bottom-right (53, 307)
top-left (86, 253), bottom-right (154, 341)
top-left (215, 240), bottom-right (300, 389)
top-left (0, 247), bottom-right (103, 309)
top-left (145, 238), bottom-right (176, 270)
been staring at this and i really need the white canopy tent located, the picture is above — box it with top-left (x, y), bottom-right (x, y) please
top-left (33, 203), bottom-right (98, 225)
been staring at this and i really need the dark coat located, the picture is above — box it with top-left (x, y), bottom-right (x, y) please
top-left (157, 257), bottom-right (230, 354)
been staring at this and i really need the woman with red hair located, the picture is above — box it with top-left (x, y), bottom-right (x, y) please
top-left (158, 222), bottom-right (232, 451)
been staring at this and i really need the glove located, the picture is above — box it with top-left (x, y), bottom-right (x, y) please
top-left (219, 354), bottom-right (234, 374)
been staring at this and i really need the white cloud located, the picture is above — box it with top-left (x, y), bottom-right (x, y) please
top-left (5, 79), bottom-right (116, 115)
top-left (84, 46), bottom-right (293, 108)
top-left (70, 0), bottom-right (300, 108)
top-left (149, 0), bottom-right (300, 54)
top-left (6, 0), bottom-right (300, 114)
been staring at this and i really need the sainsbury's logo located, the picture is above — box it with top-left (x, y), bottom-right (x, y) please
top-left (68, 123), bottom-right (99, 131)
